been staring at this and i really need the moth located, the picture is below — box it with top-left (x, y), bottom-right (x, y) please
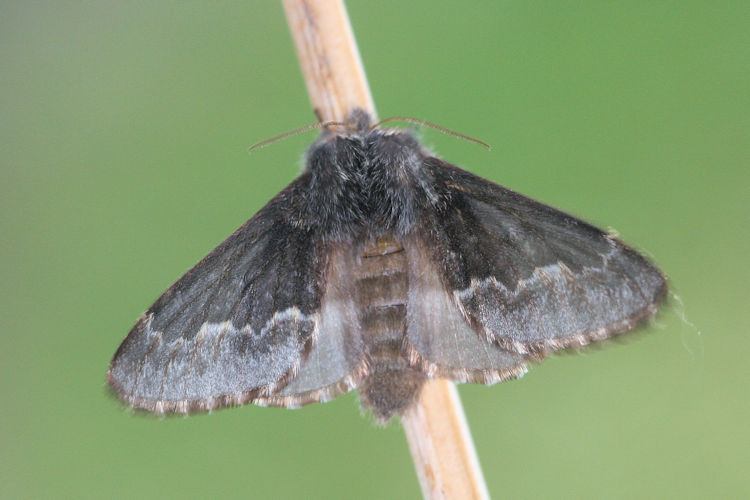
top-left (108, 108), bottom-right (667, 421)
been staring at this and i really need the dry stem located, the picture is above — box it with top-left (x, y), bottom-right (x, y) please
top-left (281, 1), bottom-right (489, 498)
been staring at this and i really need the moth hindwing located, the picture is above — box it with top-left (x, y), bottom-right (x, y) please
top-left (108, 108), bottom-right (667, 420)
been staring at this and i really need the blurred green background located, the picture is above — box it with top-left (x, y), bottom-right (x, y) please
top-left (2, 1), bottom-right (748, 498)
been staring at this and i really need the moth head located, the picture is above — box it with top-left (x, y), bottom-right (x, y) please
top-left (311, 107), bottom-right (373, 144)
top-left (366, 127), bottom-right (424, 175)
top-left (343, 108), bottom-right (373, 135)
top-left (305, 112), bottom-right (370, 181)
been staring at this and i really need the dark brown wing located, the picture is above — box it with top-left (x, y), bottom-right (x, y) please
top-left (402, 234), bottom-right (530, 384)
top-left (108, 175), bottom-right (356, 414)
top-left (420, 158), bottom-right (667, 355)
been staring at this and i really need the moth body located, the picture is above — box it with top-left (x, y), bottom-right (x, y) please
top-left (355, 235), bottom-right (424, 419)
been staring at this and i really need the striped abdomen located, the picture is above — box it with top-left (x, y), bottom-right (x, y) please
top-left (355, 235), bottom-right (425, 420)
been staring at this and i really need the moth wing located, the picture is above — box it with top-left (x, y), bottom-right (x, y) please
top-left (422, 158), bottom-right (667, 354)
top-left (255, 247), bottom-right (366, 408)
top-left (108, 176), bottom-right (362, 413)
top-left (403, 236), bottom-right (530, 383)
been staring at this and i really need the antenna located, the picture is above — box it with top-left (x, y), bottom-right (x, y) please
top-left (248, 120), bottom-right (345, 153)
top-left (373, 116), bottom-right (491, 150)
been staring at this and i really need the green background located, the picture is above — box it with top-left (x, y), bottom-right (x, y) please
top-left (2, 1), bottom-right (748, 498)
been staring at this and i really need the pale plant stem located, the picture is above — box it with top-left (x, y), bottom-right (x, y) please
top-left (281, 1), bottom-right (490, 499)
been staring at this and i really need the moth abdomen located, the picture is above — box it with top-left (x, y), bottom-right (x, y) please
top-left (355, 235), bottom-right (425, 420)
top-left (359, 305), bottom-right (406, 344)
